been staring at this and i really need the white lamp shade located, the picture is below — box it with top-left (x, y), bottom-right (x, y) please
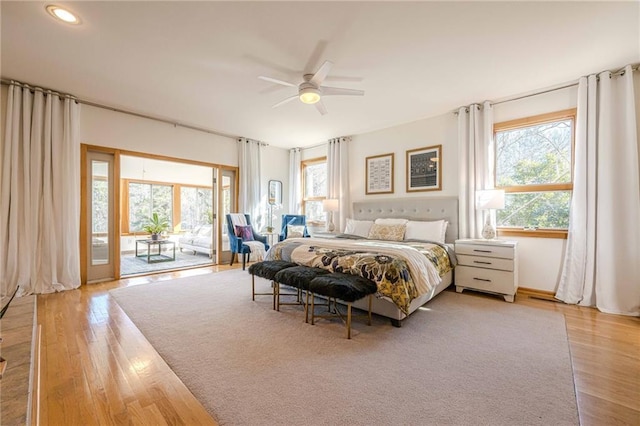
top-left (322, 198), bottom-right (339, 212)
top-left (476, 189), bottom-right (505, 210)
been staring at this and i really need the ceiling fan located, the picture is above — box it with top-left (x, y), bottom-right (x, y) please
top-left (258, 61), bottom-right (364, 115)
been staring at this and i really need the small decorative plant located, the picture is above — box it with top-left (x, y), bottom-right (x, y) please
top-left (142, 213), bottom-right (170, 240)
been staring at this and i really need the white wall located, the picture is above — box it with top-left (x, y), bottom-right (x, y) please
top-left (349, 113), bottom-right (459, 202)
top-left (81, 105), bottom-right (239, 166)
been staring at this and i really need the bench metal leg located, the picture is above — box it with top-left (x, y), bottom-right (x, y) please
top-left (347, 303), bottom-right (352, 339)
top-left (251, 274), bottom-right (255, 301)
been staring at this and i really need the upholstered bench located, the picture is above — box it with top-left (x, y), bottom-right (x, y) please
top-left (308, 272), bottom-right (378, 339)
top-left (273, 266), bottom-right (330, 319)
top-left (248, 260), bottom-right (297, 310)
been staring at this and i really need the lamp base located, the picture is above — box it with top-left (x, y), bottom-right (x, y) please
top-left (481, 214), bottom-right (496, 239)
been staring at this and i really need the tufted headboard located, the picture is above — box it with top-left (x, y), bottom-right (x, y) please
top-left (352, 197), bottom-right (459, 244)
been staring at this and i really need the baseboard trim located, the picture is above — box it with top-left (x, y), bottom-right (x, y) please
top-left (518, 287), bottom-right (558, 302)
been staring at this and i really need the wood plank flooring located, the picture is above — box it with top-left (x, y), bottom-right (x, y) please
top-left (36, 265), bottom-right (640, 425)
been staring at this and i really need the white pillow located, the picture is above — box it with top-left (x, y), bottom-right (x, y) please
top-left (404, 220), bottom-right (448, 243)
top-left (286, 225), bottom-right (305, 239)
top-left (344, 218), bottom-right (374, 238)
top-left (375, 218), bottom-right (409, 226)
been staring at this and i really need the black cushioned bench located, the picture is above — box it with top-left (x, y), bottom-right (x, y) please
top-left (249, 263), bottom-right (378, 338)
top-left (248, 260), bottom-right (297, 310)
top-left (309, 272), bottom-right (378, 339)
top-left (273, 266), bottom-right (330, 319)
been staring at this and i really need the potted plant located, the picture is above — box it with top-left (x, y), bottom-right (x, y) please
top-left (142, 213), bottom-right (170, 240)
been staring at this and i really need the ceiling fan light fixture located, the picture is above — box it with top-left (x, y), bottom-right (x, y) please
top-left (46, 4), bottom-right (81, 24)
top-left (299, 88), bottom-right (320, 104)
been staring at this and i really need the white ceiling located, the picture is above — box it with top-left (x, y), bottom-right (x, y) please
top-left (2, 1), bottom-right (639, 148)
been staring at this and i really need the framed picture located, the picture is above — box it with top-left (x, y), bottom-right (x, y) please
top-left (406, 145), bottom-right (442, 192)
top-left (366, 153), bottom-right (394, 194)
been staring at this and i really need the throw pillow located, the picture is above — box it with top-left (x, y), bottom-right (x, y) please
top-left (235, 225), bottom-right (254, 241)
top-left (287, 225), bottom-right (305, 239)
top-left (368, 223), bottom-right (406, 241)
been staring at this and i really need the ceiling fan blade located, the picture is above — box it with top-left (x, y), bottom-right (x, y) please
top-left (304, 40), bottom-right (328, 74)
top-left (315, 99), bottom-right (328, 115)
top-left (310, 61), bottom-right (333, 86)
top-left (258, 76), bottom-right (297, 87)
top-left (272, 95), bottom-right (298, 108)
top-left (320, 86), bottom-right (365, 96)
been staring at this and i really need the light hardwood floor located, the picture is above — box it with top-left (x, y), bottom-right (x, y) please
top-left (37, 265), bottom-right (639, 425)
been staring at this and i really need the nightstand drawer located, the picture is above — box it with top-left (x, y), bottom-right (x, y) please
top-left (455, 265), bottom-right (515, 295)
top-left (455, 244), bottom-right (514, 259)
top-left (457, 254), bottom-right (514, 271)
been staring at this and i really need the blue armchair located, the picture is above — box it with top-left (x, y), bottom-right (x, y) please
top-left (278, 214), bottom-right (311, 242)
top-left (226, 214), bottom-right (269, 270)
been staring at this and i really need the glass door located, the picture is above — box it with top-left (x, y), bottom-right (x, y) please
top-left (220, 169), bottom-right (236, 264)
top-left (86, 151), bottom-right (116, 282)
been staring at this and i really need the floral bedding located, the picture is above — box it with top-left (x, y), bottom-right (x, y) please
top-left (265, 237), bottom-right (455, 314)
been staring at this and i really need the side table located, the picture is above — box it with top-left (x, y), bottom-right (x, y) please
top-left (454, 239), bottom-right (518, 302)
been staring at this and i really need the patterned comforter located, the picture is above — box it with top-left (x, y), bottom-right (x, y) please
top-left (265, 237), bottom-right (455, 314)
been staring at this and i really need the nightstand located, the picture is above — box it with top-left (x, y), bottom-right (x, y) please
top-left (454, 239), bottom-right (518, 302)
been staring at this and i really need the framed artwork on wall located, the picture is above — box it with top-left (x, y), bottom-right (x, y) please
top-left (366, 153), bottom-right (394, 194)
top-left (406, 145), bottom-right (442, 192)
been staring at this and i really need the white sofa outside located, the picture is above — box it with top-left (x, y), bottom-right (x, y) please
top-left (178, 225), bottom-right (214, 258)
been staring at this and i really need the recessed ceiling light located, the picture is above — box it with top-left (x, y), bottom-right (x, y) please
top-left (46, 5), bottom-right (81, 25)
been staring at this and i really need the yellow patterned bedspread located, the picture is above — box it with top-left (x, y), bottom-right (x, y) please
top-left (266, 238), bottom-right (454, 314)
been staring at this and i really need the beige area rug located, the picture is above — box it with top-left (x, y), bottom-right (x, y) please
top-left (110, 269), bottom-right (579, 425)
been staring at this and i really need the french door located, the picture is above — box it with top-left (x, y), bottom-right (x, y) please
top-left (85, 150), bottom-right (117, 283)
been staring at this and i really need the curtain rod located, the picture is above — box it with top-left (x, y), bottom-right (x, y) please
top-left (455, 63), bottom-right (639, 113)
top-left (1, 77), bottom-right (237, 140)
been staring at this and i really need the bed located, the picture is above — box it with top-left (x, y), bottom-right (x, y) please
top-left (266, 197), bottom-right (458, 326)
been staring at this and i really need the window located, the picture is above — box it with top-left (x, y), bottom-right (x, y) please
top-left (301, 157), bottom-right (327, 223)
top-left (128, 182), bottom-right (173, 232)
top-left (122, 180), bottom-right (214, 234)
top-left (494, 109), bottom-right (575, 237)
top-left (180, 186), bottom-right (213, 231)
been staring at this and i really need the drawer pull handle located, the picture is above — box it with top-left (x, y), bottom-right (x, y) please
top-left (473, 249), bottom-right (492, 253)
top-left (473, 261), bottom-right (492, 265)
top-left (473, 278), bottom-right (492, 282)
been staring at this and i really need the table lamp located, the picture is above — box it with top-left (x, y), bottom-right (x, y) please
top-left (476, 189), bottom-right (505, 239)
top-left (322, 198), bottom-right (339, 232)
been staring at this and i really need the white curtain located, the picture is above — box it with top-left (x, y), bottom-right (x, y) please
top-left (288, 148), bottom-right (301, 214)
top-left (0, 83), bottom-right (81, 296)
top-left (457, 101), bottom-right (494, 239)
top-left (237, 138), bottom-right (262, 228)
top-left (556, 65), bottom-right (640, 316)
top-left (327, 137), bottom-right (350, 233)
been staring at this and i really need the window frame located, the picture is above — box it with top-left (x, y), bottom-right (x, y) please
top-left (121, 178), bottom-right (213, 235)
top-left (493, 108), bottom-right (576, 239)
top-left (301, 156), bottom-right (327, 225)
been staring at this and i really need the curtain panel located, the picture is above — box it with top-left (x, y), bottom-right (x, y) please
top-left (0, 83), bottom-right (81, 295)
top-left (327, 137), bottom-right (350, 233)
top-left (457, 101), bottom-right (494, 239)
top-left (288, 148), bottom-right (301, 214)
top-left (237, 138), bottom-right (263, 229)
top-left (557, 65), bottom-right (640, 316)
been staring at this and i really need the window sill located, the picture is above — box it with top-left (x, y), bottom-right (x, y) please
top-left (497, 228), bottom-right (567, 239)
